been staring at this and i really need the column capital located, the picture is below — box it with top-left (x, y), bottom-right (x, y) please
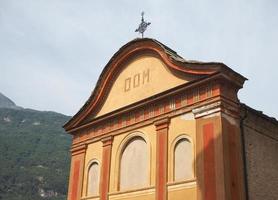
top-left (192, 101), bottom-right (221, 119)
top-left (193, 100), bottom-right (240, 119)
top-left (154, 117), bottom-right (170, 131)
top-left (71, 144), bottom-right (87, 156)
top-left (101, 135), bottom-right (114, 147)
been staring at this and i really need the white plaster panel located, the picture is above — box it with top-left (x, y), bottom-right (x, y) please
top-left (174, 139), bottom-right (194, 181)
top-left (87, 163), bottom-right (100, 196)
top-left (120, 137), bottom-right (148, 190)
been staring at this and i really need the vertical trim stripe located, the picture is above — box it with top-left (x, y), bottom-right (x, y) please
top-left (155, 119), bottom-right (169, 200)
top-left (100, 137), bottom-right (113, 200)
top-left (71, 160), bottom-right (81, 200)
top-left (203, 123), bottom-right (217, 200)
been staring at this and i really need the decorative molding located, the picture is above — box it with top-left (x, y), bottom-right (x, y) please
top-left (167, 179), bottom-right (197, 191)
top-left (74, 83), bottom-right (213, 137)
top-left (81, 195), bottom-right (100, 200)
top-left (154, 117), bottom-right (170, 130)
top-left (66, 68), bottom-right (245, 133)
top-left (69, 79), bottom-right (241, 149)
top-left (64, 38), bottom-right (245, 131)
top-left (192, 97), bottom-right (240, 119)
top-left (109, 186), bottom-right (155, 199)
top-left (101, 136), bottom-right (114, 147)
top-left (192, 102), bottom-right (221, 119)
top-left (71, 144), bottom-right (87, 156)
top-left (170, 99), bottom-right (176, 110)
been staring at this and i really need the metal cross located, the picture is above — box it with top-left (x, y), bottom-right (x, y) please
top-left (135, 12), bottom-right (151, 38)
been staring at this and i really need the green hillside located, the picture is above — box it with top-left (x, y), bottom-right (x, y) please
top-left (0, 104), bottom-right (72, 200)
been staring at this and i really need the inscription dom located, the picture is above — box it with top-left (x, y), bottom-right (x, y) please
top-left (124, 69), bottom-right (150, 92)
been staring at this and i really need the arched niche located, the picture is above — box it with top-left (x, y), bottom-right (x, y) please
top-left (173, 135), bottom-right (194, 181)
top-left (87, 160), bottom-right (100, 196)
top-left (119, 134), bottom-right (149, 191)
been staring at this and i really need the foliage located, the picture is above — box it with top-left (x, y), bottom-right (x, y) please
top-left (0, 108), bottom-right (72, 200)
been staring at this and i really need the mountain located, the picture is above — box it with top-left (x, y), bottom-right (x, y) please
top-left (0, 93), bottom-right (71, 200)
top-left (0, 92), bottom-right (21, 109)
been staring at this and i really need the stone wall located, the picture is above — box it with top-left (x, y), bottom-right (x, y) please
top-left (241, 105), bottom-right (278, 200)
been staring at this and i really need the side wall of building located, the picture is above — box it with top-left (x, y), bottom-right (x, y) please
top-left (242, 106), bottom-right (278, 200)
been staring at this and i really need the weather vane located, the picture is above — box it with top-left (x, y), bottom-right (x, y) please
top-left (135, 12), bottom-right (151, 38)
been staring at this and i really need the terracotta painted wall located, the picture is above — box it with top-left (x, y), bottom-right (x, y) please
top-left (196, 114), bottom-right (222, 200)
top-left (81, 112), bottom-right (198, 200)
top-left (67, 151), bottom-right (86, 200)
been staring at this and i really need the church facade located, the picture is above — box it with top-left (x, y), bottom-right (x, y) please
top-left (63, 38), bottom-right (278, 200)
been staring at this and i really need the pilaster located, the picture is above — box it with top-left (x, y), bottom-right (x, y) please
top-left (100, 136), bottom-right (113, 200)
top-left (67, 144), bottom-right (87, 200)
top-left (194, 101), bottom-right (246, 200)
top-left (155, 118), bottom-right (170, 200)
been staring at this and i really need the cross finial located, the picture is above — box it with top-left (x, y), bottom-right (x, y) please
top-left (135, 11), bottom-right (151, 38)
top-left (141, 11), bottom-right (144, 22)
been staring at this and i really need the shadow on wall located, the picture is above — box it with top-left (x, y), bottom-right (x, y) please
top-left (194, 121), bottom-right (246, 200)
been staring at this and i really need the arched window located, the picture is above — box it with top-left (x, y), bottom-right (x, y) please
top-left (174, 138), bottom-right (193, 181)
top-left (87, 162), bottom-right (100, 196)
top-left (120, 136), bottom-right (148, 190)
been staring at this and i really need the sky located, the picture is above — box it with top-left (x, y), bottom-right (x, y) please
top-left (0, 0), bottom-right (277, 119)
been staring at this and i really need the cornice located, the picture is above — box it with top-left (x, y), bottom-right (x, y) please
top-left (69, 78), bottom-right (244, 148)
top-left (64, 38), bottom-right (247, 131)
top-left (68, 72), bottom-right (241, 134)
top-left (192, 97), bottom-right (240, 119)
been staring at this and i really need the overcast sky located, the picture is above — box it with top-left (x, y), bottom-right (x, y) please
top-left (0, 0), bottom-right (277, 119)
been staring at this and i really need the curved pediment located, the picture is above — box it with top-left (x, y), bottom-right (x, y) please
top-left (96, 54), bottom-right (195, 117)
top-left (64, 38), bottom-right (227, 131)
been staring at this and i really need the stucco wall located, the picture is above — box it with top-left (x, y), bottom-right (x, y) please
top-left (242, 107), bottom-right (278, 200)
top-left (96, 55), bottom-right (193, 117)
top-left (82, 141), bottom-right (103, 197)
top-left (81, 112), bottom-right (198, 200)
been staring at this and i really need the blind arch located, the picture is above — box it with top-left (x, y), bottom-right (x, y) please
top-left (174, 138), bottom-right (194, 181)
top-left (87, 161), bottom-right (100, 196)
top-left (120, 136), bottom-right (148, 190)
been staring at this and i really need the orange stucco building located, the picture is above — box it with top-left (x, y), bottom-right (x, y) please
top-left (64, 38), bottom-right (278, 200)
